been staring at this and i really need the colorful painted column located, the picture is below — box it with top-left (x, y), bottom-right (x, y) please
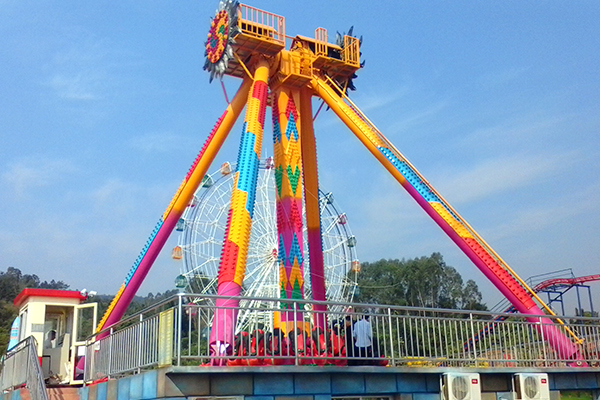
top-left (209, 59), bottom-right (270, 362)
top-left (299, 88), bottom-right (327, 330)
top-left (311, 75), bottom-right (585, 363)
top-left (96, 78), bottom-right (252, 333)
top-left (272, 88), bottom-right (305, 333)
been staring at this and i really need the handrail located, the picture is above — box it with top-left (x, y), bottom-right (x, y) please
top-left (83, 293), bottom-right (600, 380)
top-left (238, 3), bottom-right (285, 45)
top-left (95, 294), bottom-right (181, 337)
top-left (101, 292), bottom-right (600, 327)
top-left (0, 336), bottom-right (49, 400)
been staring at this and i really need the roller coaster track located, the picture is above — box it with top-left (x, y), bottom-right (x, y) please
top-left (466, 273), bottom-right (600, 349)
top-left (533, 274), bottom-right (600, 293)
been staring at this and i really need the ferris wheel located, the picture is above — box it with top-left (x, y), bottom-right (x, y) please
top-left (174, 158), bottom-right (359, 330)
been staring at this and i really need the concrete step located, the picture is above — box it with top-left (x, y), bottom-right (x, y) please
top-left (0, 385), bottom-right (80, 400)
top-left (17, 388), bottom-right (30, 400)
top-left (47, 387), bottom-right (80, 400)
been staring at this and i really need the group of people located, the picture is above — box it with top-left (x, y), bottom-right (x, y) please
top-left (224, 314), bottom-right (386, 366)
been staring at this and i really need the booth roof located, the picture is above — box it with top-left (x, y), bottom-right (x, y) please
top-left (13, 288), bottom-right (87, 307)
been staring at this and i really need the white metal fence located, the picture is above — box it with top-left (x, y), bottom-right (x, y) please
top-left (0, 336), bottom-right (49, 400)
top-left (84, 294), bottom-right (600, 381)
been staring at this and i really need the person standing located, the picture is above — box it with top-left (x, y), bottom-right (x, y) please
top-left (343, 316), bottom-right (356, 365)
top-left (352, 315), bottom-right (372, 364)
top-left (44, 330), bottom-right (57, 349)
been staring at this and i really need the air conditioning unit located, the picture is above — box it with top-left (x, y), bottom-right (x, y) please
top-left (443, 373), bottom-right (482, 400)
top-left (514, 373), bottom-right (550, 400)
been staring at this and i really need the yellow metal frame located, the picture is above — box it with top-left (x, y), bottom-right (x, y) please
top-left (238, 4), bottom-right (285, 45)
top-left (314, 28), bottom-right (327, 58)
top-left (343, 36), bottom-right (360, 67)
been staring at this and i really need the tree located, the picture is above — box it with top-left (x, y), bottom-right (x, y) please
top-left (0, 268), bottom-right (71, 353)
top-left (462, 279), bottom-right (486, 311)
top-left (39, 279), bottom-right (70, 290)
top-left (0, 267), bottom-right (40, 301)
top-left (353, 258), bottom-right (407, 306)
top-left (354, 253), bottom-right (487, 310)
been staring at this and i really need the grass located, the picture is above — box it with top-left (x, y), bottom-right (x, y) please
top-left (561, 391), bottom-right (594, 400)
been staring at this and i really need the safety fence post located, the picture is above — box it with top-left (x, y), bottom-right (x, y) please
top-left (469, 313), bottom-right (477, 367)
top-left (177, 294), bottom-right (183, 366)
top-left (108, 327), bottom-right (114, 379)
top-left (387, 308), bottom-right (395, 365)
top-left (539, 317), bottom-right (548, 367)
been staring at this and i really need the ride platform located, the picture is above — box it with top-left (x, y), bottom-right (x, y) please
top-left (223, 4), bottom-right (360, 87)
top-left (225, 4), bottom-right (285, 79)
top-left (64, 366), bottom-right (600, 400)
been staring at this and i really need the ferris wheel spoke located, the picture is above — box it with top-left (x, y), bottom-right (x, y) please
top-left (186, 258), bottom-right (220, 277)
top-left (245, 266), bottom-right (278, 299)
top-left (245, 254), bottom-right (278, 288)
top-left (321, 217), bottom-right (341, 236)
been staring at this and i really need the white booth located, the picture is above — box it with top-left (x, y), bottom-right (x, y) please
top-left (13, 288), bottom-right (97, 384)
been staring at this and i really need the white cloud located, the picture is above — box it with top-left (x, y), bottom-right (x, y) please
top-left (351, 86), bottom-right (409, 113)
top-left (0, 174), bottom-right (179, 293)
top-left (1, 157), bottom-right (77, 197)
top-left (42, 33), bottom-right (136, 104)
top-left (43, 38), bottom-right (107, 101)
top-left (491, 177), bottom-right (600, 242)
top-left (0, 215), bottom-right (147, 293)
top-left (90, 178), bottom-right (131, 208)
top-left (48, 72), bottom-right (101, 101)
top-left (432, 151), bottom-right (576, 205)
top-left (462, 112), bottom-right (574, 151)
top-left (493, 204), bottom-right (574, 243)
top-left (386, 100), bottom-right (448, 135)
top-left (88, 176), bottom-right (175, 222)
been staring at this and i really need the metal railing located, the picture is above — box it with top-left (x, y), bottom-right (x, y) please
top-left (84, 298), bottom-right (173, 382)
top-left (84, 294), bottom-right (600, 380)
top-left (0, 336), bottom-right (49, 400)
top-left (238, 4), bottom-right (285, 45)
top-left (342, 36), bottom-right (360, 67)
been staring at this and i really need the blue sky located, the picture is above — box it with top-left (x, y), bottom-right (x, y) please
top-left (1, 1), bottom-right (599, 312)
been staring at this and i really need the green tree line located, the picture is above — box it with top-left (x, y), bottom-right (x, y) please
top-left (354, 253), bottom-right (487, 310)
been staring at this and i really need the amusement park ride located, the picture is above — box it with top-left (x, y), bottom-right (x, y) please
top-left (6, 5), bottom-right (600, 399)
top-left (7, 0), bottom-right (600, 383)
top-left (49, 0), bottom-right (589, 367)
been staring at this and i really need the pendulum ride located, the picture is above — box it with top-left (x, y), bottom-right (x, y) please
top-left (96, 0), bottom-right (587, 366)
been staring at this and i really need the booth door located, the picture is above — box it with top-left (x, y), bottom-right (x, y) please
top-left (71, 303), bottom-right (97, 383)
